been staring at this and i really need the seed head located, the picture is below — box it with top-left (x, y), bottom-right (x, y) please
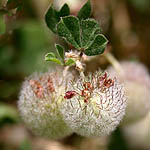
top-left (18, 69), bottom-right (73, 139)
top-left (60, 71), bottom-right (127, 137)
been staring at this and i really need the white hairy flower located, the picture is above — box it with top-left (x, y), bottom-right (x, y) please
top-left (108, 61), bottom-right (150, 125)
top-left (60, 71), bottom-right (126, 137)
top-left (18, 69), bottom-right (73, 139)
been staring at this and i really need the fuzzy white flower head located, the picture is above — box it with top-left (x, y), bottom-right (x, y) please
top-left (60, 71), bottom-right (127, 137)
top-left (108, 61), bottom-right (150, 125)
top-left (18, 69), bottom-right (73, 139)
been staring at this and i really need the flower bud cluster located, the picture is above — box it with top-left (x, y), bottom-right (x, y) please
top-left (18, 69), bottom-right (126, 139)
top-left (65, 50), bottom-right (86, 71)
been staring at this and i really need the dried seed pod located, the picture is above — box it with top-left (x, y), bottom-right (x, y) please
top-left (108, 61), bottom-right (150, 125)
top-left (18, 69), bottom-right (73, 139)
top-left (60, 71), bottom-right (127, 137)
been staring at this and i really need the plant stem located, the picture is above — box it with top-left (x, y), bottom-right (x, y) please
top-left (80, 71), bottom-right (85, 79)
top-left (63, 66), bottom-right (70, 77)
top-left (103, 52), bottom-right (125, 79)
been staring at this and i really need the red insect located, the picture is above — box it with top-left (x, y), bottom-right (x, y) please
top-left (64, 91), bottom-right (76, 99)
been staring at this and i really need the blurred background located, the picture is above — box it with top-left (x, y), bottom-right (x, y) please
top-left (0, 0), bottom-right (150, 150)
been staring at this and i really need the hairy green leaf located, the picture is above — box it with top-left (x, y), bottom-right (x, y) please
top-left (80, 19), bottom-right (101, 48)
top-left (65, 58), bottom-right (75, 66)
top-left (57, 16), bottom-right (81, 49)
top-left (45, 6), bottom-right (60, 33)
top-left (57, 16), bottom-right (108, 56)
top-left (45, 52), bottom-right (62, 65)
top-left (55, 44), bottom-right (65, 60)
top-left (45, 1), bottom-right (108, 57)
top-left (84, 34), bottom-right (108, 56)
top-left (60, 3), bottom-right (70, 16)
top-left (77, 0), bottom-right (92, 20)
top-left (45, 3), bottom-right (70, 33)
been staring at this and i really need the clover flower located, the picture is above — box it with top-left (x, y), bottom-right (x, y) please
top-left (60, 71), bottom-right (126, 137)
top-left (18, 69), bottom-right (73, 139)
top-left (108, 61), bottom-right (150, 125)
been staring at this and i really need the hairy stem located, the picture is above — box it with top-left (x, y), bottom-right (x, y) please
top-left (63, 66), bottom-right (70, 77)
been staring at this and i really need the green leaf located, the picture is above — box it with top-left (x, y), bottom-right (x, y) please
top-left (65, 58), bottom-right (75, 66)
top-left (80, 19), bottom-right (101, 48)
top-left (57, 16), bottom-right (81, 49)
top-left (45, 3), bottom-right (70, 33)
top-left (57, 16), bottom-right (108, 56)
top-left (55, 44), bottom-right (65, 60)
top-left (59, 3), bottom-right (70, 17)
top-left (77, 0), bottom-right (92, 20)
top-left (84, 34), bottom-right (108, 56)
top-left (45, 5), bottom-right (60, 33)
top-left (45, 52), bottom-right (62, 65)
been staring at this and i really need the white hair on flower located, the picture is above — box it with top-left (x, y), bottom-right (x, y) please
top-left (60, 71), bottom-right (127, 137)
